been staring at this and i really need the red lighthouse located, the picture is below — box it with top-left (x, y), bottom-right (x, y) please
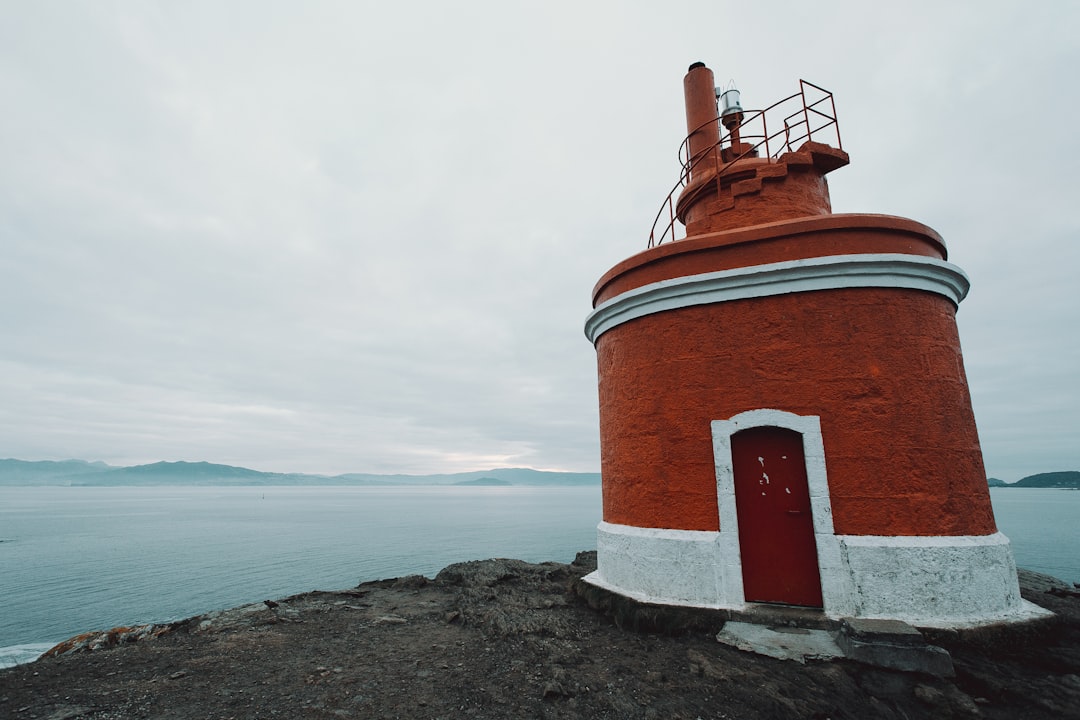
top-left (583, 63), bottom-right (1045, 627)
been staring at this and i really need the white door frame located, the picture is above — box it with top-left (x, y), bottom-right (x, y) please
top-left (711, 408), bottom-right (853, 613)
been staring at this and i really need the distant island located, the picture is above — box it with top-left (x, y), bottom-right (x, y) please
top-left (0, 459), bottom-right (600, 487)
top-left (453, 477), bottom-right (512, 486)
top-left (988, 471), bottom-right (1080, 489)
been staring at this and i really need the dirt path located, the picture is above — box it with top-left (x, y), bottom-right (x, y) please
top-left (2, 553), bottom-right (1079, 719)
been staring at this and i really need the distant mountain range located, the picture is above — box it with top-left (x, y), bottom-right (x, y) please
top-left (2, 459), bottom-right (1075, 489)
top-left (0, 459), bottom-right (600, 487)
top-left (988, 471), bottom-right (1080, 488)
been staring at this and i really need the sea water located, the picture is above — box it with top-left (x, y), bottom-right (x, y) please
top-left (988, 487), bottom-right (1080, 584)
top-left (0, 486), bottom-right (600, 667)
top-left (1, 485), bottom-right (1077, 668)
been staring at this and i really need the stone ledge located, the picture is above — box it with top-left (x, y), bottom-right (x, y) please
top-left (837, 618), bottom-right (955, 677)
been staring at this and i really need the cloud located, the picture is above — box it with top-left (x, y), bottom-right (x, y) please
top-left (0, 1), bottom-right (1075, 479)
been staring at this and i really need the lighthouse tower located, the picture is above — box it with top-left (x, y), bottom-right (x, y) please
top-left (583, 63), bottom-right (1044, 627)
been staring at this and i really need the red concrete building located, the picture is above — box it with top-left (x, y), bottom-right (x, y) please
top-left (582, 63), bottom-right (1044, 627)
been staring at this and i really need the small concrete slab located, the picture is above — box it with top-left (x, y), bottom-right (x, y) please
top-left (716, 622), bottom-right (843, 663)
top-left (837, 618), bottom-right (955, 677)
top-left (717, 618), bottom-right (955, 676)
top-left (842, 617), bottom-right (925, 644)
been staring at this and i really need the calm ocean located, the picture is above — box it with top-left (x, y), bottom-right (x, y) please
top-left (1, 485), bottom-right (1077, 667)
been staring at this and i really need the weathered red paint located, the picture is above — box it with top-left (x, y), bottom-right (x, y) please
top-left (677, 143), bottom-right (849, 236)
top-left (683, 63), bottom-right (721, 185)
top-left (732, 426), bottom-right (823, 607)
top-left (596, 286), bottom-right (994, 536)
top-left (594, 214), bottom-right (947, 306)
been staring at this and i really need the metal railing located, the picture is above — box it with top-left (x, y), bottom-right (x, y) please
top-left (648, 80), bottom-right (841, 248)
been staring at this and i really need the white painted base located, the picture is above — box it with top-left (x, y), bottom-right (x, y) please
top-left (585, 522), bottom-right (728, 608)
top-left (584, 521), bottom-right (1052, 627)
top-left (835, 533), bottom-right (1051, 628)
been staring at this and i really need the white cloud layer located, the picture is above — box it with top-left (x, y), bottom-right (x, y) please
top-left (1, 1), bottom-right (1076, 480)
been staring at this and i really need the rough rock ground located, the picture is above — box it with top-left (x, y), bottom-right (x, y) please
top-left (2, 553), bottom-right (1079, 720)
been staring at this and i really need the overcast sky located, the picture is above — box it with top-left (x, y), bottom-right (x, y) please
top-left (1, 1), bottom-right (1076, 480)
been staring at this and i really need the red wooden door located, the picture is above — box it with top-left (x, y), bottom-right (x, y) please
top-left (731, 426), bottom-right (823, 607)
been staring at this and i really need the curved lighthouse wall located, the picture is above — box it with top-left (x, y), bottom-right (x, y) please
top-left (594, 283), bottom-right (993, 537)
top-left (583, 219), bottom-right (1038, 626)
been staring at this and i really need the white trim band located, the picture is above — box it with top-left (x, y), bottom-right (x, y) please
top-left (584, 253), bottom-right (970, 344)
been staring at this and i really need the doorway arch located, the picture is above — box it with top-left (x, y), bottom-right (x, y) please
top-left (711, 409), bottom-right (843, 610)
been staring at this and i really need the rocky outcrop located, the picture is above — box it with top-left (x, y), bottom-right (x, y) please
top-left (42, 624), bottom-right (175, 658)
top-left (3, 553), bottom-right (1079, 720)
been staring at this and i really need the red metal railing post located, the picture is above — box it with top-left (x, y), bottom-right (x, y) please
top-left (830, 93), bottom-right (842, 150)
top-left (763, 111), bottom-right (771, 158)
top-left (667, 195), bottom-right (674, 244)
top-left (800, 80), bottom-right (811, 144)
